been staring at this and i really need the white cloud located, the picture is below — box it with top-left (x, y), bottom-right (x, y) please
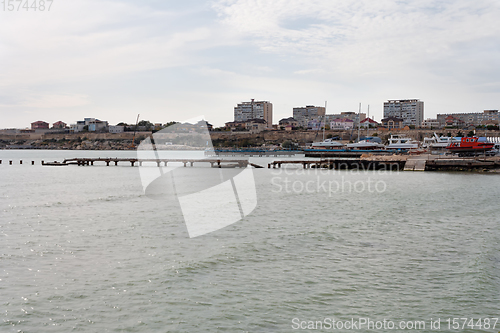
top-left (1, 0), bottom-right (500, 128)
top-left (0, 0), bottom-right (222, 88)
top-left (213, 0), bottom-right (500, 81)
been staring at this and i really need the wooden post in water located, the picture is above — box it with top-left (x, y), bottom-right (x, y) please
top-left (20, 160), bottom-right (22, 164)
top-left (32, 161), bottom-right (35, 165)
top-left (9, 161), bottom-right (12, 165)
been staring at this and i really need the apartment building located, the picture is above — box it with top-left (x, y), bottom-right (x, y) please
top-left (383, 99), bottom-right (424, 127)
top-left (293, 105), bottom-right (326, 127)
top-left (234, 99), bottom-right (273, 128)
top-left (436, 110), bottom-right (499, 127)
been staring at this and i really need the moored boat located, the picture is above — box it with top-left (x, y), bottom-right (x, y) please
top-left (422, 133), bottom-right (459, 149)
top-left (446, 137), bottom-right (495, 155)
top-left (346, 140), bottom-right (385, 150)
top-left (386, 135), bottom-right (419, 149)
top-left (311, 138), bottom-right (345, 149)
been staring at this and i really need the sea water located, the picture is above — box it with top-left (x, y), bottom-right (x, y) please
top-left (1, 150), bottom-right (499, 332)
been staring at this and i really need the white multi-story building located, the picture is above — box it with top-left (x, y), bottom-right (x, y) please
top-left (293, 105), bottom-right (326, 127)
top-left (234, 99), bottom-right (273, 128)
top-left (383, 99), bottom-right (424, 127)
top-left (70, 117), bottom-right (109, 133)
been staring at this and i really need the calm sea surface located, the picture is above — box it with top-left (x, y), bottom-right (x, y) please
top-left (1, 150), bottom-right (499, 332)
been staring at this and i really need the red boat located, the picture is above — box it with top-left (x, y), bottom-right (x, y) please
top-left (446, 137), bottom-right (494, 154)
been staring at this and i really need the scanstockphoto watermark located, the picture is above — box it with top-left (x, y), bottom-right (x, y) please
top-left (270, 164), bottom-right (394, 195)
top-left (291, 317), bottom-right (499, 330)
top-left (137, 116), bottom-right (258, 238)
top-left (272, 175), bottom-right (387, 195)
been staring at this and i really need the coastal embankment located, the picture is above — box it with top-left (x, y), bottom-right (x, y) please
top-left (2, 128), bottom-right (496, 150)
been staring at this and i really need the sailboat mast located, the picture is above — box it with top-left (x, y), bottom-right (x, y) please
top-left (323, 101), bottom-right (327, 141)
top-left (367, 105), bottom-right (370, 137)
top-left (357, 103), bottom-right (361, 142)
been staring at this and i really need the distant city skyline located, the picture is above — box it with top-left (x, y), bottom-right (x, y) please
top-left (1, 0), bottom-right (500, 128)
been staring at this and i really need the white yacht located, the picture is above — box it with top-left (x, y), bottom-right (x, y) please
top-left (311, 138), bottom-right (345, 149)
top-left (346, 140), bottom-right (385, 150)
top-left (422, 133), bottom-right (457, 149)
top-left (386, 135), bottom-right (419, 149)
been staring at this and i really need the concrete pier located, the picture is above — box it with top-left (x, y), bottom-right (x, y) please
top-left (56, 157), bottom-right (252, 168)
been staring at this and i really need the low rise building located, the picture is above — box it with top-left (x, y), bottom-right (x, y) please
top-left (330, 118), bottom-right (354, 130)
top-left (307, 118), bottom-right (325, 131)
top-left (325, 112), bottom-right (366, 126)
top-left (381, 117), bottom-right (404, 129)
top-left (279, 117), bottom-right (299, 127)
top-left (52, 121), bottom-right (67, 129)
top-left (88, 119), bottom-right (109, 132)
top-left (360, 118), bottom-right (379, 128)
top-left (245, 119), bottom-right (267, 133)
top-left (109, 125), bottom-right (125, 133)
top-left (31, 121), bottom-right (49, 130)
top-left (444, 115), bottom-right (465, 128)
top-left (225, 121), bottom-right (246, 131)
top-left (70, 118), bottom-right (109, 133)
top-left (421, 118), bottom-right (440, 129)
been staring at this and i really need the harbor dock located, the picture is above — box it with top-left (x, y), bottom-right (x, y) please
top-left (61, 157), bottom-right (251, 168)
top-left (3, 154), bottom-right (500, 172)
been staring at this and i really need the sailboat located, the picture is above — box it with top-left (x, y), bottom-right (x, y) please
top-left (311, 101), bottom-right (346, 149)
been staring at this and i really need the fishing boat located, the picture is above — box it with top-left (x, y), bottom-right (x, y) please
top-left (446, 137), bottom-right (495, 155)
top-left (386, 135), bottom-right (419, 149)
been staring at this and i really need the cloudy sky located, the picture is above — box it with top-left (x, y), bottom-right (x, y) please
top-left (1, 0), bottom-right (499, 128)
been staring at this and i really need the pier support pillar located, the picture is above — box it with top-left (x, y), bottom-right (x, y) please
top-left (20, 160), bottom-right (22, 164)
top-left (156, 161), bottom-right (161, 167)
top-left (130, 161), bottom-right (135, 167)
top-left (114, 161), bottom-right (118, 166)
top-left (9, 161), bottom-right (12, 165)
top-left (32, 161), bottom-right (35, 165)
top-left (190, 162), bottom-right (194, 167)
top-left (106, 161), bottom-right (110, 166)
top-left (183, 162), bottom-right (187, 167)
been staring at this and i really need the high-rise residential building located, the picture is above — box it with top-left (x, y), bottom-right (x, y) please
top-left (293, 105), bottom-right (326, 127)
top-left (383, 99), bottom-right (424, 127)
top-left (234, 99), bottom-right (273, 128)
top-left (436, 110), bottom-right (499, 127)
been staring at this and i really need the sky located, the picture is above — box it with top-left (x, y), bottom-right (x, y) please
top-left (1, 0), bottom-right (499, 128)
